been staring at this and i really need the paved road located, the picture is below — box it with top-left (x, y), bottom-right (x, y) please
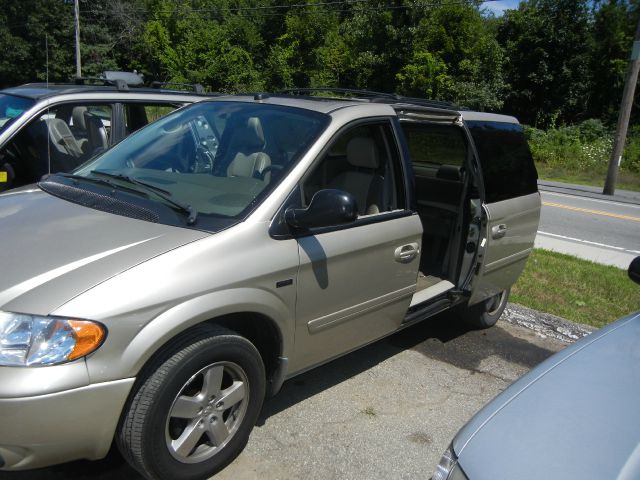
top-left (537, 182), bottom-right (640, 268)
top-left (6, 309), bottom-right (571, 480)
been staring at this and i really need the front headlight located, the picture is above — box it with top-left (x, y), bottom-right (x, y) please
top-left (0, 311), bottom-right (106, 366)
top-left (432, 444), bottom-right (468, 480)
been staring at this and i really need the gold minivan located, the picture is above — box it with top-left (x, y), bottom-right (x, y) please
top-left (0, 91), bottom-right (539, 479)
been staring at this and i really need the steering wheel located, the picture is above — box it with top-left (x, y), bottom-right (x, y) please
top-left (188, 146), bottom-right (214, 174)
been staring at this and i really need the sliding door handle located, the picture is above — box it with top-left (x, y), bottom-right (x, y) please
top-left (394, 243), bottom-right (419, 263)
top-left (491, 224), bottom-right (507, 239)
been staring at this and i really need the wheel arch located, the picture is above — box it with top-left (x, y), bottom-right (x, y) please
top-left (113, 288), bottom-right (292, 385)
top-left (205, 311), bottom-right (284, 389)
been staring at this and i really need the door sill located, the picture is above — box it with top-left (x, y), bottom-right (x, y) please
top-left (410, 278), bottom-right (454, 307)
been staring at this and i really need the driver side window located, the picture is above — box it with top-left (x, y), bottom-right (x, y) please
top-left (302, 121), bottom-right (405, 216)
top-left (0, 104), bottom-right (112, 189)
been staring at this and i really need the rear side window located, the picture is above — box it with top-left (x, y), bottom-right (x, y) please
top-left (466, 121), bottom-right (538, 203)
top-left (123, 103), bottom-right (180, 134)
top-left (401, 122), bottom-right (466, 167)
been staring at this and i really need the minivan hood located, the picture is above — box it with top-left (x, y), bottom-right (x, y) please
top-left (453, 312), bottom-right (640, 480)
top-left (0, 188), bottom-right (208, 314)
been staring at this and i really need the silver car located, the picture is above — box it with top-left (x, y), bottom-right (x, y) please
top-left (0, 71), bottom-right (209, 192)
top-left (433, 257), bottom-right (640, 480)
top-left (0, 92), bottom-right (540, 479)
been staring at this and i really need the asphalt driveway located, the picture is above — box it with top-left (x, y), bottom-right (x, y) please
top-left (7, 307), bottom-right (574, 480)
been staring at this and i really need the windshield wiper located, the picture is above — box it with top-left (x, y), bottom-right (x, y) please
top-left (90, 170), bottom-right (198, 225)
top-left (51, 172), bottom-right (139, 194)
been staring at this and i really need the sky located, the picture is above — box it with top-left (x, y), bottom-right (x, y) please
top-left (481, 0), bottom-right (521, 16)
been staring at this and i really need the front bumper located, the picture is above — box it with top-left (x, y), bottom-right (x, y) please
top-left (0, 377), bottom-right (135, 470)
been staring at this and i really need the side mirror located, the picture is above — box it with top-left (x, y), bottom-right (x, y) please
top-left (629, 256), bottom-right (640, 285)
top-left (285, 189), bottom-right (357, 229)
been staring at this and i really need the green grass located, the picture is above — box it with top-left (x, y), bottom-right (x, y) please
top-left (511, 249), bottom-right (640, 328)
top-left (536, 163), bottom-right (640, 192)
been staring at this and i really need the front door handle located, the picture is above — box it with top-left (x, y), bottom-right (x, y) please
top-left (394, 243), bottom-right (419, 263)
top-left (491, 224), bottom-right (507, 240)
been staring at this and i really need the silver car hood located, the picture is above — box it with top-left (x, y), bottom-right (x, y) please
top-left (453, 312), bottom-right (640, 480)
top-left (0, 188), bottom-right (208, 315)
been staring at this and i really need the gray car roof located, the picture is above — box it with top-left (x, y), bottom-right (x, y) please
top-left (3, 85), bottom-right (520, 121)
top-left (460, 110), bottom-right (519, 123)
top-left (211, 94), bottom-right (373, 114)
top-left (1, 83), bottom-right (210, 101)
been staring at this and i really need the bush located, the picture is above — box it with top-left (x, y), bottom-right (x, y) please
top-left (524, 123), bottom-right (601, 171)
top-left (523, 119), bottom-right (640, 173)
top-left (577, 119), bottom-right (609, 142)
top-left (625, 125), bottom-right (640, 173)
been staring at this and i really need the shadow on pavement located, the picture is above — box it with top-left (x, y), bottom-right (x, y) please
top-left (259, 311), bottom-right (558, 423)
top-left (4, 311), bottom-right (559, 479)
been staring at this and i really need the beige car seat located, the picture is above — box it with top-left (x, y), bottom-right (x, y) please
top-left (226, 117), bottom-right (271, 182)
top-left (329, 136), bottom-right (384, 215)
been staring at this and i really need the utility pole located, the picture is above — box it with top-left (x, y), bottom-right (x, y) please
top-left (603, 16), bottom-right (640, 195)
top-left (74, 0), bottom-right (81, 78)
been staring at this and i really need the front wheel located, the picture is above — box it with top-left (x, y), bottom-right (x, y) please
top-left (117, 325), bottom-right (265, 480)
top-left (458, 289), bottom-right (510, 329)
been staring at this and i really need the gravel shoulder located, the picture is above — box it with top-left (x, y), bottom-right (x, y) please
top-left (502, 303), bottom-right (596, 343)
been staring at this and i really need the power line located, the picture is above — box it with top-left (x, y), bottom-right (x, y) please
top-left (1, 0), bottom-right (498, 29)
top-left (78, 0), bottom-right (498, 17)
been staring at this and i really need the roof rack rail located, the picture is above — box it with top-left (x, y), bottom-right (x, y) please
top-left (378, 95), bottom-right (461, 110)
top-left (279, 87), bottom-right (461, 110)
top-left (280, 87), bottom-right (399, 99)
top-left (151, 81), bottom-right (205, 94)
top-left (74, 76), bottom-right (130, 91)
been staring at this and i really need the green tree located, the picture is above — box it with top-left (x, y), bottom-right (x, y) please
top-left (399, 3), bottom-right (505, 110)
top-left (396, 51), bottom-right (453, 99)
top-left (339, 4), bottom-right (410, 91)
top-left (266, 7), bottom-right (342, 89)
top-left (0, 0), bottom-right (76, 87)
top-left (498, 0), bottom-right (592, 126)
top-left (141, 0), bottom-right (264, 91)
top-left (589, 0), bottom-right (640, 124)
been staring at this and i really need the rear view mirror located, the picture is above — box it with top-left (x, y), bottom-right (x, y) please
top-left (285, 189), bottom-right (357, 229)
top-left (629, 256), bottom-right (640, 285)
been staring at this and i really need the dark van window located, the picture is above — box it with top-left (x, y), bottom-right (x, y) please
top-left (466, 121), bottom-right (538, 203)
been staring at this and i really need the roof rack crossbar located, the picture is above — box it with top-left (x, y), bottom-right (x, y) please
top-left (74, 76), bottom-right (129, 91)
top-left (151, 81), bottom-right (204, 94)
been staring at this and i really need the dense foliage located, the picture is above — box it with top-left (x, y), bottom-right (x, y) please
top-left (0, 0), bottom-right (638, 129)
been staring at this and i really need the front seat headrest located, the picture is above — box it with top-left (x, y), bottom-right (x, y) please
top-left (346, 137), bottom-right (379, 169)
top-left (72, 106), bottom-right (88, 131)
top-left (235, 117), bottom-right (265, 150)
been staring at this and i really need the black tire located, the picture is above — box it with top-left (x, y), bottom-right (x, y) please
top-left (117, 324), bottom-right (265, 480)
top-left (458, 289), bottom-right (510, 329)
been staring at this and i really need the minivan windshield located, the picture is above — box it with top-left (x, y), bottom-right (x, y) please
top-left (73, 101), bottom-right (328, 223)
top-left (0, 94), bottom-right (35, 133)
